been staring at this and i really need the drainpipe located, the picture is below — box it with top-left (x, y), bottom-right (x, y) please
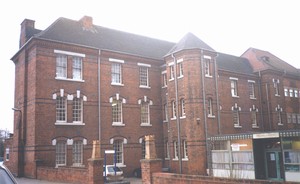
top-left (171, 53), bottom-right (182, 174)
top-left (214, 53), bottom-right (221, 135)
top-left (200, 50), bottom-right (209, 174)
top-left (98, 50), bottom-right (101, 141)
top-left (257, 71), bottom-right (265, 131)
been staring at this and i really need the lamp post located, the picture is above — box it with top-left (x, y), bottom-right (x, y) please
top-left (12, 107), bottom-right (24, 177)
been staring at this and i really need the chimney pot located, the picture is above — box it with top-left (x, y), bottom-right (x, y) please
top-left (20, 19), bottom-right (35, 48)
top-left (80, 16), bottom-right (93, 29)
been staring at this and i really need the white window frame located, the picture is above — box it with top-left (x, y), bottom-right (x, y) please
top-left (180, 98), bottom-right (186, 118)
top-left (111, 62), bottom-right (123, 85)
top-left (165, 141), bottom-right (170, 159)
top-left (139, 66), bottom-right (150, 88)
top-left (204, 56), bottom-right (212, 77)
top-left (289, 89), bottom-right (294, 97)
top-left (73, 97), bottom-right (83, 123)
top-left (183, 140), bottom-right (188, 160)
top-left (169, 65), bottom-right (175, 81)
top-left (230, 78), bottom-right (239, 97)
top-left (72, 56), bottom-right (83, 80)
top-left (140, 102), bottom-right (150, 125)
top-left (72, 140), bottom-right (83, 167)
top-left (276, 105), bottom-right (283, 125)
top-left (250, 106), bottom-right (259, 128)
top-left (112, 99), bottom-right (123, 126)
top-left (162, 71), bottom-right (167, 88)
top-left (294, 89), bottom-right (298, 98)
top-left (173, 141), bottom-right (178, 160)
top-left (56, 141), bottom-right (67, 167)
top-left (171, 100), bottom-right (176, 119)
top-left (163, 103), bottom-right (168, 122)
top-left (284, 88), bottom-right (289, 97)
top-left (56, 55), bottom-right (67, 79)
top-left (208, 98), bottom-right (215, 117)
top-left (56, 96), bottom-right (67, 123)
top-left (248, 80), bottom-right (256, 99)
top-left (141, 139), bottom-right (146, 159)
top-left (114, 139), bottom-right (124, 165)
top-left (273, 79), bottom-right (280, 96)
top-left (232, 103), bottom-right (241, 128)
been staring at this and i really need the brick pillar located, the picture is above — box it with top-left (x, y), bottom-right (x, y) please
top-left (88, 140), bottom-right (104, 184)
top-left (141, 135), bottom-right (162, 184)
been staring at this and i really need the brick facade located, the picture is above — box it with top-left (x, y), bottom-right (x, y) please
top-left (5, 16), bottom-right (300, 183)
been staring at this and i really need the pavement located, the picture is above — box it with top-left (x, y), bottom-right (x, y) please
top-left (15, 177), bottom-right (142, 184)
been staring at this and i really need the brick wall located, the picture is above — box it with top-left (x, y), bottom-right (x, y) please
top-left (152, 172), bottom-right (299, 184)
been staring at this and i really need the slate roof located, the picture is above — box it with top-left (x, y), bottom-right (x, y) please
top-left (245, 48), bottom-right (299, 75)
top-left (34, 17), bottom-right (175, 60)
top-left (216, 52), bottom-right (254, 75)
top-left (166, 32), bottom-right (215, 55)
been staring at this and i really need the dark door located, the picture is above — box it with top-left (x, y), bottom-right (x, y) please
top-left (266, 151), bottom-right (283, 180)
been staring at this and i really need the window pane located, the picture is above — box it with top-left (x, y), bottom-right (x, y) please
top-left (112, 63), bottom-right (121, 84)
top-left (141, 103), bottom-right (149, 124)
top-left (56, 141), bottom-right (66, 165)
top-left (140, 67), bottom-right (148, 86)
top-left (56, 55), bottom-right (67, 78)
top-left (112, 99), bottom-right (122, 123)
top-left (73, 141), bottom-right (83, 165)
top-left (56, 97), bottom-right (66, 122)
top-left (114, 140), bottom-right (123, 164)
top-left (72, 57), bottom-right (82, 80)
top-left (73, 98), bottom-right (82, 122)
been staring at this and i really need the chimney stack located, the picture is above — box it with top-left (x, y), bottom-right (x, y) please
top-left (80, 16), bottom-right (93, 30)
top-left (20, 19), bottom-right (35, 48)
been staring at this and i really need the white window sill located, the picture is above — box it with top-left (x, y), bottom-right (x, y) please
top-left (169, 78), bottom-right (174, 82)
top-left (177, 75), bottom-right (184, 79)
top-left (162, 86), bottom-right (167, 89)
top-left (116, 164), bottom-right (126, 168)
top-left (55, 77), bottom-right (85, 83)
top-left (55, 164), bottom-right (66, 168)
top-left (250, 97), bottom-right (256, 100)
top-left (163, 120), bottom-right (168, 123)
top-left (55, 122), bottom-right (85, 125)
top-left (232, 95), bottom-right (239, 98)
top-left (180, 116), bottom-right (186, 119)
top-left (252, 125), bottom-right (259, 129)
top-left (140, 123), bottom-right (152, 127)
top-left (172, 158), bottom-right (178, 161)
top-left (275, 94), bottom-right (280, 97)
top-left (278, 123), bottom-right (283, 126)
top-left (205, 75), bottom-right (213, 78)
top-left (72, 164), bottom-right (85, 167)
top-left (111, 83), bottom-right (124, 86)
top-left (112, 123), bottom-right (125, 126)
top-left (171, 117), bottom-right (177, 120)
top-left (208, 115), bottom-right (215, 118)
top-left (182, 158), bottom-right (189, 161)
top-left (139, 85), bottom-right (151, 89)
top-left (234, 125), bottom-right (242, 128)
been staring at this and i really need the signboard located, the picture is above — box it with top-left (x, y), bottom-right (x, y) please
top-left (105, 150), bottom-right (115, 154)
top-left (253, 132), bottom-right (279, 139)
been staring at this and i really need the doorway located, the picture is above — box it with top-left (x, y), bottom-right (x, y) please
top-left (265, 151), bottom-right (283, 180)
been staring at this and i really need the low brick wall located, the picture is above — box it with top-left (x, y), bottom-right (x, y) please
top-left (152, 172), bottom-right (299, 184)
top-left (37, 166), bottom-right (88, 184)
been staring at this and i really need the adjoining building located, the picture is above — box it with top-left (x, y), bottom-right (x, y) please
top-left (5, 16), bottom-right (300, 183)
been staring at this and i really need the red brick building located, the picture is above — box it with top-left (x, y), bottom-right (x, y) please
top-left (5, 16), bottom-right (300, 183)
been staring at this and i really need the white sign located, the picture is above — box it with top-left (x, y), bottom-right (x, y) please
top-left (105, 150), bottom-right (115, 154)
top-left (253, 132), bottom-right (279, 139)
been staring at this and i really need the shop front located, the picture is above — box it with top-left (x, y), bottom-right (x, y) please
top-left (209, 131), bottom-right (300, 182)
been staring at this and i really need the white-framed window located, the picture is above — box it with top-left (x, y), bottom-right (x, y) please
top-left (250, 105), bottom-right (258, 128)
top-left (165, 141), bottom-right (170, 159)
top-left (56, 55), bottom-right (67, 79)
top-left (72, 57), bottom-right (82, 80)
top-left (230, 78), bottom-right (238, 97)
top-left (178, 62), bottom-right (183, 78)
top-left (54, 50), bottom-right (85, 81)
top-left (204, 56), bottom-right (212, 77)
top-left (297, 114), bottom-right (300, 124)
top-left (248, 81), bottom-right (255, 99)
top-left (141, 102), bottom-right (150, 125)
top-left (289, 89), bottom-right (294, 97)
top-left (232, 103), bottom-right (241, 128)
top-left (111, 63), bottom-right (122, 85)
top-left (287, 113), bottom-right (292, 123)
top-left (180, 98), bottom-right (186, 118)
top-left (173, 141), bottom-right (178, 160)
top-left (171, 100), bottom-right (176, 119)
top-left (162, 71), bottom-right (167, 88)
top-left (113, 139), bottom-right (124, 165)
top-left (294, 89), bottom-right (298, 98)
top-left (5, 148), bottom-right (9, 161)
top-left (73, 97), bottom-right (82, 123)
top-left (183, 140), bottom-right (188, 160)
top-left (163, 103), bottom-right (168, 122)
top-left (112, 99), bottom-right (122, 125)
top-left (56, 141), bottom-right (66, 166)
top-left (139, 66), bottom-right (149, 87)
top-left (275, 105), bottom-right (283, 125)
top-left (56, 96), bottom-right (66, 123)
top-left (110, 94), bottom-right (126, 126)
top-left (273, 79), bottom-right (280, 96)
top-left (169, 65), bottom-right (175, 80)
top-left (73, 140), bottom-right (83, 166)
top-left (284, 88), bottom-right (289, 97)
top-left (292, 114), bottom-right (297, 124)
top-left (208, 98), bottom-right (214, 117)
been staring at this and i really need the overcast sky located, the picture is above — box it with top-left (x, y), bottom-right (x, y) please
top-left (1, 0), bottom-right (299, 133)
